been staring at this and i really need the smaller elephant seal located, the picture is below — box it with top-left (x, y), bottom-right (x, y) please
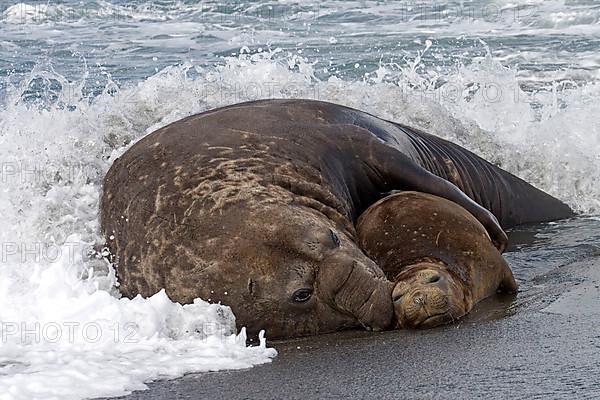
top-left (357, 191), bottom-right (518, 329)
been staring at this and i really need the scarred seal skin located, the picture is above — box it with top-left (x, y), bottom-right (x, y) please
top-left (101, 99), bottom-right (571, 338)
top-left (357, 191), bottom-right (518, 329)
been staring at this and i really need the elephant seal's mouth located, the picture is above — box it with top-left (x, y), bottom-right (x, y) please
top-left (416, 312), bottom-right (455, 328)
top-left (396, 303), bottom-right (466, 329)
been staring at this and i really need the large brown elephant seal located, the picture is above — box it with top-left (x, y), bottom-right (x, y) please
top-left (101, 99), bottom-right (571, 338)
top-left (357, 191), bottom-right (518, 329)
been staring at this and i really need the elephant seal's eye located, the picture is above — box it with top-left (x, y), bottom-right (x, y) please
top-left (329, 229), bottom-right (341, 248)
top-left (292, 288), bottom-right (313, 303)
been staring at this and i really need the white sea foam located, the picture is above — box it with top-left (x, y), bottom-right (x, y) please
top-left (0, 39), bottom-right (599, 400)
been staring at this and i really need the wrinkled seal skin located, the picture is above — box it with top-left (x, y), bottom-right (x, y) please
top-left (101, 99), bottom-right (572, 338)
top-left (357, 192), bottom-right (518, 329)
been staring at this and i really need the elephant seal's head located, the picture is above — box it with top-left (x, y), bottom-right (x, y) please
top-left (193, 203), bottom-right (395, 338)
top-left (390, 260), bottom-right (469, 328)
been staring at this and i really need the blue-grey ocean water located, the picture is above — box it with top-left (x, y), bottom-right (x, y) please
top-left (0, 1), bottom-right (599, 399)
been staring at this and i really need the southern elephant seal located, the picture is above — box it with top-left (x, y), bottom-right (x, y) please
top-left (101, 99), bottom-right (571, 338)
top-left (357, 191), bottom-right (518, 329)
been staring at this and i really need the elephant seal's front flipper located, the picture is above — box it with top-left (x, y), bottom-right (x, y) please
top-left (499, 263), bottom-right (519, 293)
top-left (356, 191), bottom-right (518, 329)
top-left (352, 135), bottom-right (508, 252)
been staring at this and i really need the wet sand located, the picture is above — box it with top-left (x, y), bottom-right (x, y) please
top-left (111, 254), bottom-right (600, 400)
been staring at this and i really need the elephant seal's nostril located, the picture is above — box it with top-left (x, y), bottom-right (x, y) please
top-left (412, 292), bottom-right (425, 305)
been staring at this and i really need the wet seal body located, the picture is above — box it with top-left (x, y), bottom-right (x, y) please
top-left (101, 99), bottom-right (571, 338)
top-left (357, 191), bottom-right (518, 329)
